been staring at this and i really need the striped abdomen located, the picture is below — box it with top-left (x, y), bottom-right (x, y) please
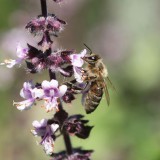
top-left (84, 81), bottom-right (103, 114)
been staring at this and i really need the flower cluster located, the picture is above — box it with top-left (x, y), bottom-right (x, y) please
top-left (0, 43), bottom-right (28, 68)
top-left (4, 6), bottom-right (94, 155)
top-left (31, 119), bottom-right (59, 155)
top-left (26, 14), bottom-right (66, 36)
top-left (53, 110), bottom-right (93, 138)
top-left (1, 42), bottom-right (86, 79)
top-left (0, 0), bottom-right (113, 159)
top-left (63, 114), bottom-right (93, 139)
top-left (26, 14), bottom-right (66, 51)
top-left (30, 110), bottom-right (93, 156)
top-left (13, 80), bottom-right (67, 112)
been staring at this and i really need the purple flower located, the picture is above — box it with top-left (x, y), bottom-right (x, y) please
top-left (0, 43), bottom-right (28, 68)
top-left (42, 79), bottom-right (67, 112)
top-left (16, 42), bottom-right (28, 60)
top-left (25, 44), bottom-right (48, 73)
top-left (31, 119), bottom-right (59, 155)
top-left (38, 31), bottom-right (53, 52)
top-left (48, 50), bottom-right (74, 77)
top-left (42, 136), bottom-right (55, 155)
top-left (26, 14), bottom-right (66, 36)
top-left (73, 67), bottom-right (83, 83)
top-left (46, 14), bottom-right (66, 34)
top-left (70, 49), bottom-right (87, 67)
top-left (25, 45), bottom-right (74, 75)
top-left (48, 50), bottom-right (69, 70)
top-left (25, 14), bottom-right (66, 52)
top-left (25, 16), bottom-right (45, 36)
top-left (13, 81), bottom-right (44, 111)
top-left (70, 49), bottom-right (87, 83)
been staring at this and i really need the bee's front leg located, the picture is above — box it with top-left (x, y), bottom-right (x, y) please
top-left (81, 69), bottom-right (97, 82)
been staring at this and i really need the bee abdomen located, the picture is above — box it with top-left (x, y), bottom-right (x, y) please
top-left (84, 82), bottom-right (103, 114)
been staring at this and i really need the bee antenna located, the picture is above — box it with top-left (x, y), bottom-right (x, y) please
top-left (83, 43), bottom-right (92, 54)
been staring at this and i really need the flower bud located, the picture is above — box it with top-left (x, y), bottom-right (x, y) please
top-left (63, 115), bottom-right (93, 139)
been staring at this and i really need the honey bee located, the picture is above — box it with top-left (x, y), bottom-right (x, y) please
top-left (81, 44), bottom-right (115, 114)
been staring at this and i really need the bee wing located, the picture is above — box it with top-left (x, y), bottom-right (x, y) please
top-left (106, 77), bottom-right (116, 91)
top-left (103, 79), bottom-right (110, 106)
top-left (81, 82), bottom-right (90, 106)
top-left (99, 73), bottom-right (110, 106)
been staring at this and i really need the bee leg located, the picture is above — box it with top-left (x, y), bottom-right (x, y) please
top-left (81, 70), bottom-right (97, 82)
top-left (86, 75), bottom-right (97, 81)
top-left (82, 82), bottom-right (89, 91)
top-left (64, 80), bottom-right (83, 94)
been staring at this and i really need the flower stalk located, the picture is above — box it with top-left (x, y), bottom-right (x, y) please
top-left (49, 69), bottom-right (73, 155)
top-left (40, 0), bottom-right (73, 155)
top-left (40, 0), bottom-right (47, 17)
top-left (63, 131), bottom-right (73, 155)
top-left (0, 0), bottom-right (113, 159)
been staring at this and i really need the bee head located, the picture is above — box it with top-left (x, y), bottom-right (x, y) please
top-left (83, 43), bottom-right (101, 64)
top-left (82, 53), bottom-right (100, 64)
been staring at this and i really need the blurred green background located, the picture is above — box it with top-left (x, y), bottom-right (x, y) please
top-left (0, 0), bottom-right (160, 160)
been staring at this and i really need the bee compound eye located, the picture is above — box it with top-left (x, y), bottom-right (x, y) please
top-left (91, 56), bottom-right (95, 60)
top-left (88, 55), bottom-right (97, 61)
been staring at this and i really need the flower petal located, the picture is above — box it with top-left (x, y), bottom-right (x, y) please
top-left (32, 119), bottom-right (47, 128)
top-left (80, 49), bottom-right (87, 57)
top-left (59, 85), bottom-right (67, 97)
top-left (16, 43), bottom-right (28, 59)
top-left (32, 88), bottom-right (44, 99)
top-left (44, 98), bottom-right (58, 112)
top-left (50, 123), bottom-right (59, 133)
top-left (42, 136), bottom-right (54, 155)
top-left (42, 80), bottom-right (51, 89)
top-left (73, 67), bottom-right (83, 83)
top-left (71, 55), bottom-right (83, 67)
top-left (23, 81), bottom-right (34, 90)
top-left (20, 81), bottom-right (35, 99)
top-left (13, 99), bottom-right (34, 111)
top-left (20, 88), bottom-right (32, 99)
top-left (70, 49), bottom-right (87, 67)
top-left (31, 119), bottom-right (48, 136)
top-left (50, 79), bottom-right (58, 88)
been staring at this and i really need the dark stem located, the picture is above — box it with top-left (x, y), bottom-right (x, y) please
top-left (63, 132), bottom-right (73, 155)
top-left (40, 0), bottom-right (47, 17)
top-left (49, 69), bottom-right (56, 80)
top-left (41, 0), bottom-right (73, 156)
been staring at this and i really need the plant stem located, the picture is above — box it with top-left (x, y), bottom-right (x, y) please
top-left (40, 0), bottom-right (73, 155)
top-left (40, 0), bottom-right (47, 16)
top-left (49, 70), bottom-right (73, 155)
top-left (48, 65), bottom-right (73, 156)
top-left (63, 131), bottom-right (73, 155)
top-left (49, 69), bottom-right (56, 80)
